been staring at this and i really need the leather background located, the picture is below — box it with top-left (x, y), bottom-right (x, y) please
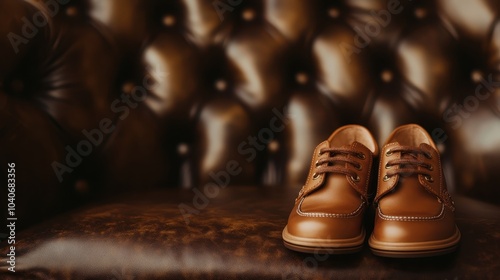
top-left (1, 1), bottom-right (500, 222)
top-left (1, 1), bottom-right (500, 278)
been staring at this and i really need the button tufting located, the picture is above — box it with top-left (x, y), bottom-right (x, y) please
top-left (381, 70), bottom-right (393, 83)
top-left (437, 143), bottom-right (446, 154)
top-left (215, 79), bottom-right (227, 91)
top-left (414, 8), bottom-right (427, 19)
top-left (242, 9), bottom-right (255, 21)
top-left (268, 140), bottom-right (279, 153)
top-left (74, 180), bottom-right (89, 195)
top-left (122, 82), bottom-right (135, 94)
top-left (66, 6), bottom-right (78, 17)
top-left (471, 70), bottom-right (483, 83)
top-left (177, 143), bottom-right (189, 156)
top-left (328, 8), bottom-right (340, 18)
top-left (295, 72), bottom-right (309, 85)
top-left (163, 15), bottom-right (176, 26)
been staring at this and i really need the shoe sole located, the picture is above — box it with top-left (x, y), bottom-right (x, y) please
top-left (282, 226), bottom-right (365, 254)
top-left (368, 227), bottom-right (461, 258)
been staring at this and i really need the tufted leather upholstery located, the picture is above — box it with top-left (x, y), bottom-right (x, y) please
top-left (0, 0), bottom-right (500, 278)
top-left (2, 0), bottom-right (500, 224)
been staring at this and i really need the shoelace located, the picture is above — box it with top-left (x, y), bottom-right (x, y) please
top-left (313, 147), bottom-right (365, 181)
top-left (383, 146), bottom-right (434, 182)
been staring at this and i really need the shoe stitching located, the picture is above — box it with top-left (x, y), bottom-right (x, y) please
top-left (376, 143), bottom-right (400, 202)
top-left (419, 146), bottom-right (441, 198)
top-left (351, 142), bottom-right (371, 198)
top-left (296, 197), bottom-right (365, 218)
top-left (417, 146), bottom-right (455, 211)
top-left (377, 204), bottom-right (445, 221)
top-left (303, 142), bottom-right (327, 195)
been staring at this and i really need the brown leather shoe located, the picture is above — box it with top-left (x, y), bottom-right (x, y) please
top-left (283, 125), bottom-right (378, 254)
top-left (369, 124), bottom-right (460, 258)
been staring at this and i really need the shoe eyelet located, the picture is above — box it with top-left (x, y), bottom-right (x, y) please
top-left (385, 163), bottom-right (391, 169)
top-left (427, 165), bottom-right (433, 171)
top-left (355, 164), bottom-right (362, 171)
top-left (424, 175), bottom-right (434, 182)
top-left (351, 175), bottom-right (360, 182)
top-left (385, 150), bottom-right (393, 157)
top-left (383, 175), bottom-right (391, 181)
top-left (425, 152), bottom-right (432, 159)
top-left (356, 153), bottom-right (365, 159)
top-left (315, 160), bottom-right (320, 167)
top-left (312, 173), bottom-right (320, 180)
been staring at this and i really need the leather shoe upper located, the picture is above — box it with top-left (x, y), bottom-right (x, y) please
top-left (372, 124), bottom-right (458, 243)
top-left (286, 125), bottom-right (378, 240)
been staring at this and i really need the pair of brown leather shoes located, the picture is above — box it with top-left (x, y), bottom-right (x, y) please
top-left (282, 124), bottom-right (460, 258)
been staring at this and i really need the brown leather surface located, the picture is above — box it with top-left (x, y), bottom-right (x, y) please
top-left (0, 185), bottom-right (498, 279)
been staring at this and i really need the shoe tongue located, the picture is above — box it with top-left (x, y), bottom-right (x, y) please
top-left (392, 144), bottom-right (421, 184)
top-left (325, 141), bottom-right (368, 168)
top-left (329, 143), bottom-right (352, 168)
top-left (340, 141), bottom-right (371, 155)
top-left (397, 143), bottom-right (421, 162)
top-left (338, 143), bottom-right (353, 150)
top-left (328, 141), bottom-right (355, 159)
top-left (388, 141), bottom-right (413, 159)
top-left (328, 141), bottom-right (363, 150)
top-left (323, 141), bottom-right (368, 198)
top-left (401, 151), bottom-right (418, 160)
